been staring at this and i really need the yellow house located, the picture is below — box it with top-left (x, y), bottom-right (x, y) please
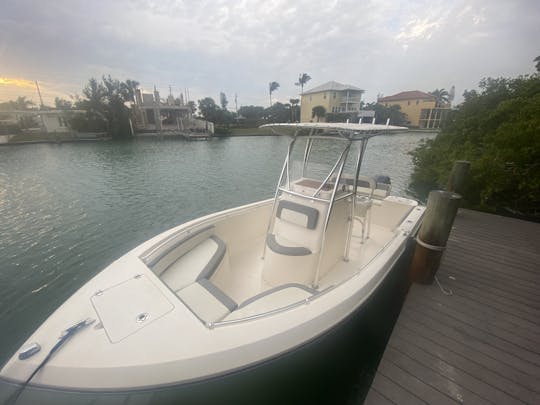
top-left (377, 90), bottom-right (449, 128)
top-left (300, 81), bottom-right (364, 122)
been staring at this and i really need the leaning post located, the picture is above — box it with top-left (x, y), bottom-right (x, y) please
top-left (409, 190), bottom-right (462, 284)
top-left (447, 160), bottom-right (470, 194)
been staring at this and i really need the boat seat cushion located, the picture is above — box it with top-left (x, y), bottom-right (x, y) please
top-left (160, 236), bottom-right (226, 293)
top-left (143, 226), bottom-right (215, 275)
top-left (266, 234), bottom-right (311, 256)
top-left (177, 279), bottom-right (237, 323)
top-left (271, 196), bottom-right (328, 255)
top-left (276, 200), bottom-right (319, 229)
top-left (223, 284), bottom-right (317, 321)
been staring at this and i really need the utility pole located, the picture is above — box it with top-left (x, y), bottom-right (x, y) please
top-left (235, 93), bottom-right (238, 124)
top-left (35, 81), bottom-right (44, 109)
top-left (34, 80), bottom-right (46, 133)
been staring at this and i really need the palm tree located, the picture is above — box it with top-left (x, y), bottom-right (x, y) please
top-left (430, 89), bottom-right (450, 107)
top-left (295, 73), bottom-right (311, 95)
top-left (269, 81), bottom-right (280, 106)
top-left (312, 105), bottom-right (326, 122)
top-left (220, 92), bottom-right (228, 110)
top-left (187, 101), bottom-right (196, 115)
top-left (125, 79), bottom-right (140, 103)
top-left (289, 98), bottom-right (300, 122)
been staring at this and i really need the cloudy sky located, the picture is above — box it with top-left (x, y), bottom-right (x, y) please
top-left (1, 0), bottom-right (539, 107)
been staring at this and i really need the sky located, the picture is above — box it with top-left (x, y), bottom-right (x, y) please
top-left (1, 0), bottom-right (539, 108)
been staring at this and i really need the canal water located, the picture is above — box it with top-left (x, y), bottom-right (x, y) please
top-left (0, 132), bottom-right (435, 401)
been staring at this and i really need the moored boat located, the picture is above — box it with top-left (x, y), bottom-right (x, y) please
top-left (0, 122), bottom-right (424, 404)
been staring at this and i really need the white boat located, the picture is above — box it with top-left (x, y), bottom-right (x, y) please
top-left (0, 122), bottom-right (425, 404)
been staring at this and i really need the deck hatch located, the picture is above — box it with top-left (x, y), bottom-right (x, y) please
top-left (91, 275), bottom-right (174, 343)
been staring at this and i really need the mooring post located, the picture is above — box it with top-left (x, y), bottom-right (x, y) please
top-left (410, 190), bottom-right (462, 284)
top-left (447, 160), bottom-right (470, 194)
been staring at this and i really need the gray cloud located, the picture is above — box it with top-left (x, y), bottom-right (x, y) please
top-left (1, 0), bottom-right (538, 106)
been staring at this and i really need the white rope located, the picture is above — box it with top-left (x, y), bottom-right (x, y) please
top-left (416, 236), bottom-right (446, 252)
top-left (435, 275), bottom-right (453, 296)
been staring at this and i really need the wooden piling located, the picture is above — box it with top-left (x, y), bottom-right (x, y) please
top-left (447, 160), bottom-right (470, 194)
top-left (410, 190), bottom-right (461, 284)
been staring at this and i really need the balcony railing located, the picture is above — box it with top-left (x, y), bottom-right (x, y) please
top-left (330, 107), bottom-right (361, 113)
top-left (339, 97), bottom-right (362, 104)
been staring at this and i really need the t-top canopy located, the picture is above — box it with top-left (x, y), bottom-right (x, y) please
top-left (260, 122), bottom-right (407, 140)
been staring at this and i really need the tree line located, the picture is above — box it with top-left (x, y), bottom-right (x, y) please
top-left (1, 70), bottom-right (455, 138)
top-left (409, 56), bottom-right (540, 220)
top-left (0, 72), bottom-right (314, 137)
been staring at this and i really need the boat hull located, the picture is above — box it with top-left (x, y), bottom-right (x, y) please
top-left (0, 237), bottom-right (416, 405)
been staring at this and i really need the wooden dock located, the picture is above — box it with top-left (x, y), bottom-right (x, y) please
top-left (364, 209), bottom-right (540, 404)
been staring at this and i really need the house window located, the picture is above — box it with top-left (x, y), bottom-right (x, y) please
top-left (407, 101), bottom-right (411, 105)
top-left (416, 100), bottom-right (419, 105)
top-left (323, 93), bottom-right (326, 99)
top-left (333, 92), bottom-right (336, 99)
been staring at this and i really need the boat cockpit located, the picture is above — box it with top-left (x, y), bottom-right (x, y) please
top-left (138, 124), bottom-right (420, 327)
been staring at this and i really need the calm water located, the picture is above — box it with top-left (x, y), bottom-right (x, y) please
top-left (0, 132), bottom-right (435, 369)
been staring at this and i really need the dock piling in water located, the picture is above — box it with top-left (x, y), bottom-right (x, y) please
top-left (410, 190), bottom-right (461, 284)
top-left (446, 160), bottom-right (470, 194)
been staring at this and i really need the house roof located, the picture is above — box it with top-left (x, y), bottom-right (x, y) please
top-left (303, 81), bottom-right (364, 95)
top-left (378, 91), bottom-right (435, 102)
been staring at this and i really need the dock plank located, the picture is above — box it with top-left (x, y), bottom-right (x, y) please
top-left (399, 307), bottom-right (540, 379)
top-left (363, 388), bottom-right (397, 405)
top-left (405, 294), bottom-right (540, 353)
top-left (378, 360), bottom-right (459, 405)
top-left (390, 330), bottom-right (540, 403)
top-left (365, 209), bottom-right (540, 405)
top-left (369, 374), bottom-right (425, 405)
top-left (396, 314), bottom-right (540, 392)
top-left (417, 284), bottom-right (540, 334)
top-left (387, 338), bottom-right (529, 404)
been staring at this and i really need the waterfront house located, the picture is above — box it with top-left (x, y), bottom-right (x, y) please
top-left (132, 88), bottom-right (213, 135)
top-left (377, 91), bottom-right (450, 128)
top-left (300, 81), bottom-right (365, 122)
top-left (0, 109), bottom-right (84, 134)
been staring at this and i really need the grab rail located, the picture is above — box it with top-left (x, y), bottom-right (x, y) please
top-left (209, 284), bottom-right (337, 328)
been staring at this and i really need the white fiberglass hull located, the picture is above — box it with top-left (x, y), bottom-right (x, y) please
top-left (0, 197), bottom-right (424, 402)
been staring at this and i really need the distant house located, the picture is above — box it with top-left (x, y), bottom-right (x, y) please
top-left (0, 109), bottom-right (84, 134)
top-left (377, 91), bottom-right (450, 128)
top-left (131, 88), bottom-right (214, 135)
top-left (40, 110), bottom-right (80, 133)
top-left (300, 81), bottom-right (365, 122)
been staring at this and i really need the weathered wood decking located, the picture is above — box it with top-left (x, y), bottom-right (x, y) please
top-left (364, 209), bottom-right (540, 404)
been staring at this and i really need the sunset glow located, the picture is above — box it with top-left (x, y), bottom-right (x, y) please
top-left (0, 77), bottom-right (35, 88)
